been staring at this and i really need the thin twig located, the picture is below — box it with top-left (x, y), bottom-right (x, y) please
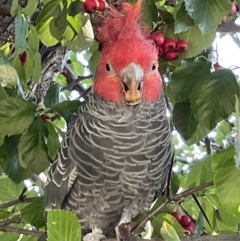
top-left (0, 197), bottom-right (37, 209)
top-left (0, 215), bottom-right (21, 225)
top-left (0, 225), bottom-right (44, 237)
top-left (204, 136), bottom-right (211, 155)
top-left (133, 181), bottom-right (214, 232)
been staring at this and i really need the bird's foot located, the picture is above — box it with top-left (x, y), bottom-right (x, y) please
top-left (83, 227), bottom-right (106, 241)
top-left (115, 222), bottom-right (133, 241)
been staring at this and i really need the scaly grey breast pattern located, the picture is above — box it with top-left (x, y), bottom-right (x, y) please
top-left (45, 92), bottom-right (172, 236)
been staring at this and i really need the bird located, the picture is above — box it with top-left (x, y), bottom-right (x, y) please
top-left (44, 0), bottom-right (172, 240)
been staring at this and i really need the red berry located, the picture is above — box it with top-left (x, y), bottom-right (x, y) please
top-left (41, 114), bottom-right (49, 123)
top-left (164, 50), bottom-right (179, 61)
top-left (185, 225), bottom-right (194, 234)
top-left (98, 0), bottom-right (108, 12)
top-left (83, 0), bottom-right (99, 13)
top-left (150, 31), bottom-right (165, 46)
top-left (180, 215), bottom-right (191, 227)
top-left (61, 69), bottom-right (67, 76)
top-left (158, 47), bottom-right (164, 57)
top-left (229, 2), bottom-right (237, 14)
top-left (214, 64), bottom-right (223, 70)
top-left (176, 40), bottom-right (188, 52)
top-left (19, 52), bottom-right (27, 66)
top-left (171, 212), bottom-right (182, 222)
top-left (162, 38), bottom-right (176, 52)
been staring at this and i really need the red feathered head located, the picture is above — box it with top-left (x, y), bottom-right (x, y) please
top-left (94, 0), bottom-right (162, 105)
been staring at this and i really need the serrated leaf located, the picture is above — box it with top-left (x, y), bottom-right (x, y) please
top-left (169, 60), bottom-right (211, 104)
top-left (36, 0), bottom-right (61, 47)
top-left (18, 117), bottom-right (51, 174)
top-left (47, 210), bottom-right (81, 241)
top-left (47, 122), bottom-right (60, 159)
top-left (20, 197), bottom-right (45, 228)
top-left (51, 100), bottom-right (81, 123)
top-left (174, 3), bottom-right (194, 34)
top-left (215, 166), bottom-right (240, 204)
top-left (0, 177), bottom-right (24, 202)
top-left (0, 97), bottom-right (37, 139)
top-left (178, 25), bottom-right (216, 59)
top-left (161, 221), bottom-right (181, 241)
top-left (28, 25), bottom-right (39, 52)
top-left (215, 120), bottom-right (231, 145)
top-left (0, 135), bottom-right (33, 183)
top-left (0, 64), bottom-right (19, 87)
top-left (190, 69), bottom-right (239, 131)
top-left (172, 100), bottom-right (198, 141)
top-left (44, 83), bottom-right (61, 108)
top-left (15, 15), bottom-right (28, 49)
top-left (185, 0), bottom-right (231, 34)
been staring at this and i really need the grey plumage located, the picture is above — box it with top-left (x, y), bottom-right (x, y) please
top-left (45, 91), bottom-right (172, 236)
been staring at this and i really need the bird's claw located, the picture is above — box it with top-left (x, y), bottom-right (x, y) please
top-left (83, 227), bottom-right (106, 241)
top-left (115, 222), bottom-right (133, 241)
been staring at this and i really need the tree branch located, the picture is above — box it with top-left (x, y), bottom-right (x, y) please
top-left (0, 197), bottom-right (37, 209)
top-left (218, 22), bottom-right (240, 33)
top-left (0, 225), bottom-right (44, 237)
top-left (105, 234), bottom-right (240, 241)
top-left (133, 181), bottom-right (214, 232)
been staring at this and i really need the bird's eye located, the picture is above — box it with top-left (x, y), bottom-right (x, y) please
top-left (106, 63), bottom-right (111, 71)
top-left (152, 63), bottom-right (156, 71)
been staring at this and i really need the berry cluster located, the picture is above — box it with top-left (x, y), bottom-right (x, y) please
top-left (171, 212), bottom-right (195, 234)
top-left (83, 0), bottom-right (108, 13)
top-left (150, 31), bottom-right (188, 61)
top-left (222, 0), bottom-right (238, 22)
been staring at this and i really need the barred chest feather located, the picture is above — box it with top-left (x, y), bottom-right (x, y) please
top-left (45, 92), bottom-right (172, 236)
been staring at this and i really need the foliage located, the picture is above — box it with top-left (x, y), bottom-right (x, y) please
top-left (0, 0), bottom-right (240, 240)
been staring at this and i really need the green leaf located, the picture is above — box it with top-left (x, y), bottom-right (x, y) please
top-left (18, 116), bottom-right (51, 174)
top-left (0, 97), bottom-right (37, 139)
top-left (36, 0), bottom-right (61, 46)
top-left (47, 210), bottom-right (81, 241)
top-left (184, 156), bottom-right (213, 189)
top-left (32, 52), bottom-right (41, 83)
top-left (215, 120), bottom-right (231, 145)
top-left (169, 60), bottom-right (212, 103)
top-left (172, 100), bottom-right (198, 140)
top-left (160, 221), bottom-right (181, 241)
top-left (178, 25), bottom-right (216, 59)
top-left (0, 86), bottom-right (8, 101)
top-left (215, 166), bottom-right (240, 204)
top-left (0, 135), bottom-right (33, 183)
top-left (185, 0), bottom-right (231, 34)
top-left (89, 49), bottom-right (100, 73)
top-left (44, 83), bottom-right (61, 108)
top-left (28, 25), bottom-right (39, 52)
top-left (21, 0), bottom-right (39, 15)
top-left (51, 100), bottom-right (81, 123)
top-left (20, 197), bottom-right (45, 228)
top-left (47, 122), bottom-right (60, 159)
top-left (0, 210), bottom-right (11, 220)
top-left (190, 69), bottom-right (239, 130)
top-left (10, 0), bottom-right (21, 16)
top-left (212, 146), bottom-right (235, 170)
top-left (174, 3), bottom-right (194, 34)
top-left (0, 64), bottom-right (19, 87)
top-left (15, 15), bottom-right (28, 49)
top-left (0, 177), bottom-right (24, 202)
top-left (152, 213), bottom-right (185, 237)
